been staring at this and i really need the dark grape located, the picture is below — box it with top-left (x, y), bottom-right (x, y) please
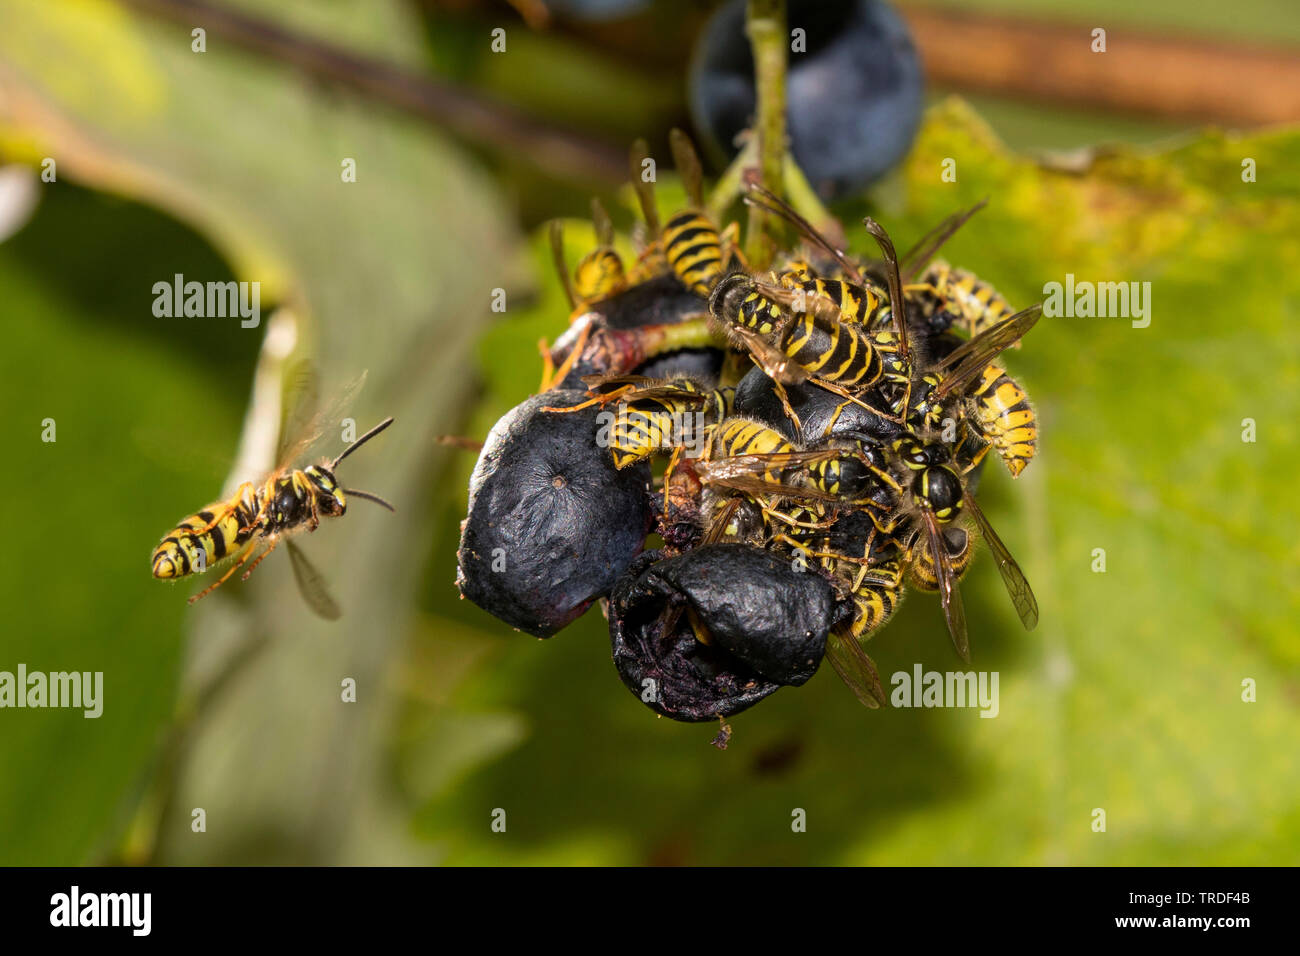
top-left (457, 390), bottom-right (653, 637)
top-left (689, 0), bottom-right (924, 199)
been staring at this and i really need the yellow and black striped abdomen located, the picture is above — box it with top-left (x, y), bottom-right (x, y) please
top-left (708, 418), bottom-right (795, 480)
top-left (797, 278), bottom-right (888, 327)
top-left (846, 570), bottom-right (903, 639)
top-left (609, 405), bottom-right (671, 469)
top-left (608, 385), bottom-right (734, 468)
top-left (970, 364), bottom-right (1037, 477)
top-left (663, 210), bottom-right (724, 297)
top-left (916, 263), bottom-right (1015, 338)
top-left (908, 528), bottom-right (973, 592)
top-left (151, 502), bottom-right (256, 579)
top-left (948, 268), bottom-right (1014, 336)
top-left (780, 305), bottom-right (883, 388)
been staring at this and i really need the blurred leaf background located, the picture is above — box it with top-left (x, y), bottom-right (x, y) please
top-left (0, 0), bottom-right (1296, 865)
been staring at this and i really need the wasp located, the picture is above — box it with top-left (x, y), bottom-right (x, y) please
top-left (696, 430), bottom-right (899, 521)
top-left (773, 507), bottom-right (905, 639)
top-left (905, 304), bottom-right (1042, 477)
top-left (760, 505), bottom-right (897, 709)
top-left (873, 432), bottom-right (1038, 661)
top-left (744, 183), bottom-right (915, 364)
top-left (151, 409), bottom-right (395, 620)
top-left (708, 271), bottom-right (902, 430)
top-left (628, 131), bottom-right (742, 299)
top-left (542, 374), bottom-right (733, 467)
top-left (719, 185), bottom-right (925, 429)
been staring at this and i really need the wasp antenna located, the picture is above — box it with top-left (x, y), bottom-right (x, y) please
top-left (863, 217), bottom-right (910, 365)
top-left (629, 138), bottom-right (661, 236)
top-left (344, 488), bottom-right (396, 512)
top-left (549, 220), bottom-right (577, 310)
top-left (331, 417), bottom-right (394, 469)
top-left (898, 198), bottom-right (989, 281)
top-left (745, 183), bottom-right (862, 283)
top-left (590, 197), bottom-right (616, 248)
top-left (669, 128), bottom-right (705, 209)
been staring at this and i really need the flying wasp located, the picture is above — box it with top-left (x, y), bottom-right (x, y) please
top-left (151, 384), bottom-right (395, 620)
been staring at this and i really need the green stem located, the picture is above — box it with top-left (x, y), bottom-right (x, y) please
top-left (706, 136), bottom-right (759, 224)
top-left (744, 0), bottom-right (787, 267)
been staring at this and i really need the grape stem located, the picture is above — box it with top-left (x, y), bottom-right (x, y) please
top-left (744, 0), bottom-right (787, 267)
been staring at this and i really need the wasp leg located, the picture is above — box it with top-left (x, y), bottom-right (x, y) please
top-left (240, 535), bottom-right (280, 582)
top-left (190, 483), bottom-right (254, 536)
top-left (762, 505), bottom-right (837, 531)
top-left (815, 378), bottom-right (904, 426)
top-left (187, 538), bottom-right (260, 605)
top-left (541, 383), bottom-right (635, 414)
top-left (537, 338), bottom-right (556, 393)
top-left (539, 321), bottom-right (592, 392)
top-left (660, 444), bottom-right (684, 524)
top-left (770, 379), bottom-right (803, 433)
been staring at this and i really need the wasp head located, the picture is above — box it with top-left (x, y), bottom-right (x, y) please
top-left (708, 271), bottom-right (754, 329)
top-left (305, 465), bottom-right (347, 517)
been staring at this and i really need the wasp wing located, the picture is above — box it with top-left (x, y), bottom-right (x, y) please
top-left (824, 629), bottom-right (886, 709)
top-left (751, 279), bottom-right (852, 330)
top-left (697, 473), bottom-right (845, 503)
top-left (287, 538), bottom-right (342, 621)
top-left (932, 305), bottom-right (1042, 400)
top-left (701, 496), bottom-right (744, 545)
top-left (922, 508), bottom-right (970, 662)
top-left (730, 327), bottom-right (811, 386)
top-left (549, 220), bottom-right (577, 311)
top-left (276, 367), bottom-right (369, 470)
top-left (898, 199), bottom-right (989, 281)
top-left (578, 374), bottom-right (713, 405)
top-left (965, 495), bottom-right (1039, 631)
top-left (743, 183), bottom-right (864, 284)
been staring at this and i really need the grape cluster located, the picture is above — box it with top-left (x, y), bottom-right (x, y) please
top-left (457, 139), bottom-right (1038, 726)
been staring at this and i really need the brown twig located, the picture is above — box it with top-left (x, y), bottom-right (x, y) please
top-left (901, 4), bottom-right (1300, 125)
